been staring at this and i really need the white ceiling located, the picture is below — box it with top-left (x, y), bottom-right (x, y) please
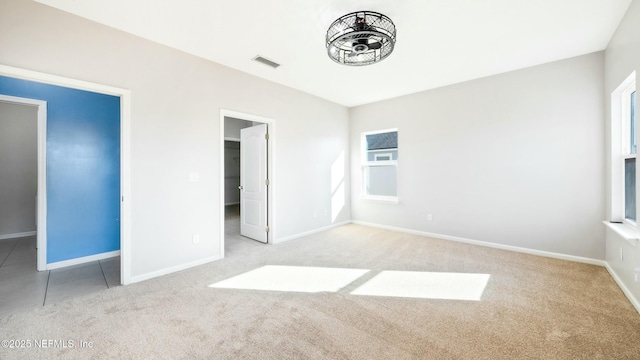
top-left (35, 0), bottom-right (632, 107)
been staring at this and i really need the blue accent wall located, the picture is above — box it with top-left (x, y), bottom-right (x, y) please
top-left (0, 76), bottom-right (120, 263)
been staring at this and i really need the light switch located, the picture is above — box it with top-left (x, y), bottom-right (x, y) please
top-left (189, 172), bottom-right (200, 183)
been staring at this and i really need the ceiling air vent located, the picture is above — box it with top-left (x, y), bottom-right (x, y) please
top-left (253, 55), bottom-right (280, 69)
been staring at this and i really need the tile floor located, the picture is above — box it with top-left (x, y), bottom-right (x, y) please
top-left (0, 205), bottom-right (261, 318)
top-left (0, 235), bottom-right (120, 318)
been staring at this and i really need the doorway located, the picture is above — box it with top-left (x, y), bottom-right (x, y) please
top-left (0, 95), bottom-right (46, 270)
top-left (0, 64), bottom-right (132, 285)
top-left (0, 95), bottom-right (121, 317)
top-left (220, 110), bottom-right (275, 257)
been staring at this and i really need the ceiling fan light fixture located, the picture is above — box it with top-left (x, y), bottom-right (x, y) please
top-left (326, 11), bottom-right (396, 66)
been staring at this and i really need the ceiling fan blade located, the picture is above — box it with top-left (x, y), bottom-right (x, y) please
top-left (368, 42), bottom-right (382, 50)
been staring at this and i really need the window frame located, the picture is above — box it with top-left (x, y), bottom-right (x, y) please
top-left (374, 152), bottom-right (393, 161)
top-left (361, 128), bottom-right (398, 202)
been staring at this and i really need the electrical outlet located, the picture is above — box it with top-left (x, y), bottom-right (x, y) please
top-left (620, 247), bottom-right (624, 261)
top-left (192, 234), bottom-right (200, 244)
top-left (427, 214), bottom-right (433, 221)
top-left (635, 267), bottom-right (640, 283)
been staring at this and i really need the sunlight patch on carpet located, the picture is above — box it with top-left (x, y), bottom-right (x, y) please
top-left (209, 265), bottom-right (369, 293)
top-left (351, 271), bottom-right (490, 301)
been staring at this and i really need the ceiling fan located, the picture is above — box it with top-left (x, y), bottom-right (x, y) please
top-left (326, 11), bottom-right (397, 66)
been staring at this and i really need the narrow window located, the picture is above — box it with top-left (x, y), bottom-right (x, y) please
top-left (362, 129), bottom-right (398, 201)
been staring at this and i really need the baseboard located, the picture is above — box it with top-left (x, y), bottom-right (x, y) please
top-left (351, 221), bottom-right (605, 267)
top-left (129, 255), bottom-right (222, 284)
top-left (605, 263), bottom-right (640, 314)
top-left (47, 250), bottom-right (120, 270)
top-left (275, 221), bottom-right (352, 244)
top-left (0, 231), bottom-right (37, 241)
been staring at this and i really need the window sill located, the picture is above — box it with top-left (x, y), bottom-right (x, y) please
top-left (362, 196), bottom-right (399, 204)
top-left (603, 221), bottom-right (639, 247)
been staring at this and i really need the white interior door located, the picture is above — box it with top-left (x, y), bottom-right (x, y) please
top-left (240, 123), bottom-right (268, 243)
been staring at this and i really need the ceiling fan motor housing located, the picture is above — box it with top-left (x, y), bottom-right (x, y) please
top-left (326, 11), bottom-right (397, 66)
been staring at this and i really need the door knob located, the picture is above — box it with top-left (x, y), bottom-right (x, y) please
top-left (238, 185), bottom-right (243, 190)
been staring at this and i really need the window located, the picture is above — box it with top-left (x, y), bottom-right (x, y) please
top-left (612, 72), bottom-right (637, 225)
top-left (362, 129), bottom-right (398, 201)
top-left (623, 84), bottom-right (636, 222)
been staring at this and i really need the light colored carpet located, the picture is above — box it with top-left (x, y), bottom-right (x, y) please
top-left (1, 224), bottom-right (639, 359)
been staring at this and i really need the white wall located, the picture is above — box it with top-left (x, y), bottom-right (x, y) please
top-left (0, 0), bottom-right (350, 280)
top-left (0, 102), bottom-right (37, 236)
top-left (604, 0), bottom-right (640, 305)
top-left (350, 52), bottom-right (605, 260)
